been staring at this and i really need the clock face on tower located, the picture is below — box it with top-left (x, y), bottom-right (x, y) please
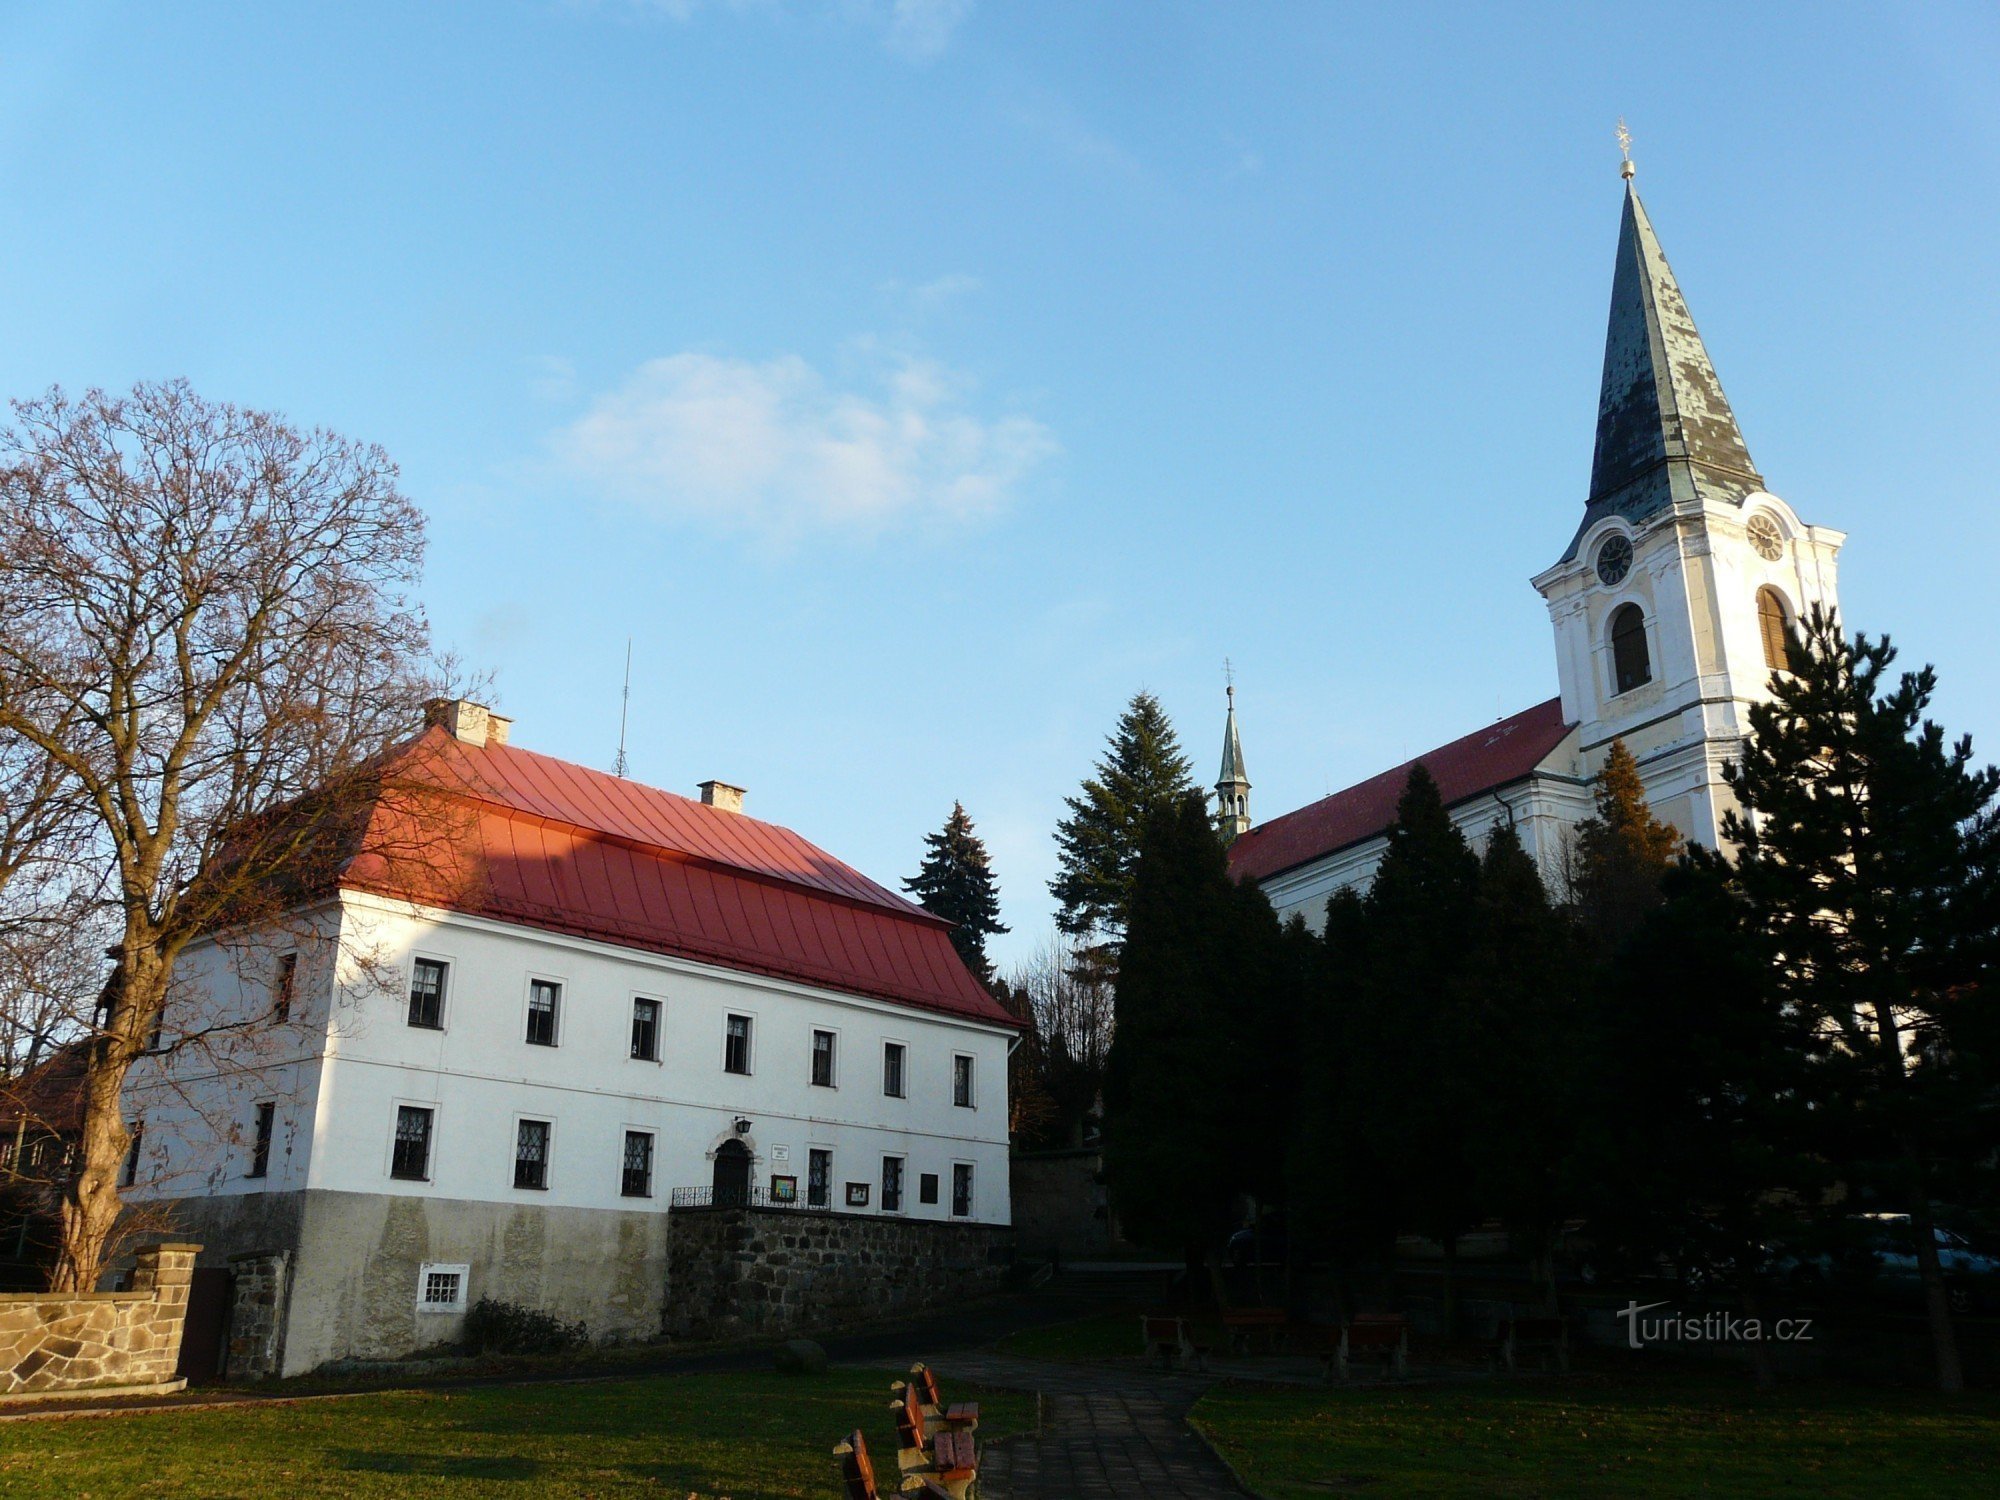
top-left (1595, 534), bottom-right (1633, 586)
top-left (1747, 513), bottom-right (1784, 561)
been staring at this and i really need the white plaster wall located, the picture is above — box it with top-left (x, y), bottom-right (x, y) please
top-left (311, 893), bottom-right (1013, 1225)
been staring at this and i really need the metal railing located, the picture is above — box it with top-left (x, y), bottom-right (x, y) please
top-left (668, 1185), bottom-right (834, 1211)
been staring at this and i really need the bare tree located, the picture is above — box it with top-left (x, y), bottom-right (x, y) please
top-left (1004, 933), bottom-right (1116, 1147)
top-left (0, 380), bottom-right (459, 1291)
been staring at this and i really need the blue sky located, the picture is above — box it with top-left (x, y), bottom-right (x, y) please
top-left (4, 2), bottom-right (1996, 969)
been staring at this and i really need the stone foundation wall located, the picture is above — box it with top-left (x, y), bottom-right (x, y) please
top-left (665, 1208), bottom-right (1010, 1340)
top-left (1010, 1150), bottom-right (1122, 1261)
top-left (226, 1251), bottom-right (289, 1380)
top-left (0, 1243), bottom-right (200, 1396)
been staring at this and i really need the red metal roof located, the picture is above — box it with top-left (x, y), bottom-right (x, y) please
top-left (340, 728), bottom-right (1014, 1027)
top-left (1226, 698), bottom-right (1574, 885)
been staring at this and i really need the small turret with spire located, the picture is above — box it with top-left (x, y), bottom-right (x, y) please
top-left (1215, 676), bottom-right (1251, 844)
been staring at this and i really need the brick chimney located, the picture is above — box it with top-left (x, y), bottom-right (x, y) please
top-left (426, 699), bottom-right (512, 748)
top-left (697, 780), bottom-right (745, 814)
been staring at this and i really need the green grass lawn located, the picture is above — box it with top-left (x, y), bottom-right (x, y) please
top-left (1191, 1373), bottom-right (2000, 1499)
top-left (0, 1369), bottom-right (1034, 1500)
top-left (995, 1306), bottom-right (1183, 1362)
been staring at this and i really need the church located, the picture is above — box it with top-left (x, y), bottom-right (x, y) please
top-left (1223, 156), bottom-right (1846, 924)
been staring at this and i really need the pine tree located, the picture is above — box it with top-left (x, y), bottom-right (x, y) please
top-left (1568, 738), bottom-right (1681, 954)
top-left (1050, 692), bottom-right (1196, 947)
top-left (1722, 606), bottom-right (2000, 1392)
top-left (904, 802), bottom-right (1008, 982)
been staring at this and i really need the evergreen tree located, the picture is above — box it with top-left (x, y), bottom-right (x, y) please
top-left (1347, 764), bottom-right (1485, 1331)
top-left (904, 802), bottom-right (1008, 981)
top-left (1101, 793), bottom-right (1287, 1270)
top-left (1568, 738), bottom-right (1681, 954)
top-left (1722, 606), bottom-right (2000, 1392)
top-left (1050, 692), bottom-right (1196, 947)
top-left (1460, 821), bottom-right (1585, 1307)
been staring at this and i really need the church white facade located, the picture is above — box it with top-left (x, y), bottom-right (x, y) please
top-left (1227, 162), bottom-right (1845, 924)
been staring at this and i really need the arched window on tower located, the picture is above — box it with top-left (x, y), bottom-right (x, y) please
top-left (1610, 604), bottom-right (1651, 694)
top-left (1757, 586), bottom-right (1796, 674)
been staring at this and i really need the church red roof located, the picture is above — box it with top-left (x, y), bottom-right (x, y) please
top-left (340, 727), bottom-right (1014, 1028)
top-left (1226, 697), bottom-right (1574, 885)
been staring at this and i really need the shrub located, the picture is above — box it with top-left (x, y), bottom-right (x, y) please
top-left (461, 1296), bottom-right (587, 1355)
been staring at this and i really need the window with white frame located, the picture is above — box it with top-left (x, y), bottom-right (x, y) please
top-left (408, 957), bottom-right (447, 1030)
top-left (391, 1104), bottom-right (434, 1181)
top-left (622, 1130), bottom-right (655, 1198)
top-left (417, 1263), bottom-right (469, 1311)
top-left (525, 979), bottom-right (561, 1047)
top-left (882, 1155), bottom-right (905, 1214)
top-left (810, 1028), bottom-right (837, 1087)
top-left (631, 997), bottom-right (662, 1061)
top-left (882, 1041), bottom-right (906, 1098)
top-left (951, 1162), bottom-right (974, 1218)
top-left (724, 1013), bottom-right (753, 1075)
top-left (952, 1053), bottom-right (975, 1108)
top-left (514, 1118), bottom-right (551, 1190)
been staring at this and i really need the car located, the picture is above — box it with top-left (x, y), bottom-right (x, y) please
top-left (1783, 1213), bottom-right (2000, 1314)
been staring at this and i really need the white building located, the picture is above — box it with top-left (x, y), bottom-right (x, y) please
top-left (1227, 161), bottom-right (1844, 920)
top-left (122, 700), bottom-right (1015, 1374)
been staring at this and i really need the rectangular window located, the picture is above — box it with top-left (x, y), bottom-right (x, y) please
top-left (408, 958), bottom-right (447, 1030)
top-left (272, 953), bottom-right (298, 1023)
top-left (248, 1102), bottom-right (275, 1180)
top-left (882, 1155), bottom-right (904, 1214)
top-left (883, 1042), bottom-right (906, 1099)
top-left (622, 1130), bottom-right (655, 1198)
top-left (952, 1163), bottom-right (974, 1219)
top-left (417, 1263), bottom-right (468, 1311)
top-left (514, 1118), bottom-right (551, 1190)
top-left (810, 1028), bottom-right (836, 1087)
top-left (724, 1014), bottom-right (752, 1075)
top-left (952, 1053), bottom-right (975, 1108)
top-left (919, 1172), bottom-right (939, 1206)
top-left (526, 980), bottom-right (561, 1047)
top-left (631, 998), bottom-right (661, 1061)
top-left (391, 1105), bottom-right (434, 1181)
top-left (807, 1147), bottom-right (831, 1209)
top-left (122, 1123), bottom-right (145, 1188)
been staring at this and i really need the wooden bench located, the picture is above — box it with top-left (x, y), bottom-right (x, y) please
top-left (833, 1428), bottom-right (952, 1500)
top-left (1314, 1314), bottom-right (1409, 1381)
top-left (1141, 1313), bottom-right (1210, 1371)
top-left (1494, 1315), bottom-right (1570, 1373)
top-left (891, 1377), bottom-right (979, 1499)
top-left (1220, 1307), bottom-right (1289, 1355)
top-left (906, 1362), bottom-right (980, 1429)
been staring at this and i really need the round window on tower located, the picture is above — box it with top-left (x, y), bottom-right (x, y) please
top-left (1747, 512), bottom-right (1784, 562)
top-left (1595, 533), bottom-right (1633, 586)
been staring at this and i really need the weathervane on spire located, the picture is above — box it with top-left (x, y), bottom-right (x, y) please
top-left (1616, 118), bottom-right (1635, 180)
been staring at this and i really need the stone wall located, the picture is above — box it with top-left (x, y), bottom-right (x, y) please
top-left (1009, 1149), bottom-right (1122, 1261)
top-left (665, 1207), bottom-right (1010, 1340)
top-left (0, 1243), bottom-right (200, 1397)
top-left (226, 1251), bottom-right (289, 1380)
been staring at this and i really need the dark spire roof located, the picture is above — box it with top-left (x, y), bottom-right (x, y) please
top-left (1217, 685), bottom-right (1248, 791)
top-left (1565, 178), bottom-right (1763, 558)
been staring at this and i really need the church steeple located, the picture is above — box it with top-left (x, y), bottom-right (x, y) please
top-left (1567, 158), bottom-right (1764, 557)
top-left (1215, 684), bottom-right (1250, 844)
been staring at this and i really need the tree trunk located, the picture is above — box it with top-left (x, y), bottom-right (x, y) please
top-left (1907, 1193), bottom-right (1965, 1394)
top-left (48, 948), bottom-right (162, 1293)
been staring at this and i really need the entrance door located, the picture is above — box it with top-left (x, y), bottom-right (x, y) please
top-left (712, 1138), bottom-right (752, 1206)
top-left (175, 1267), bottom-right (234, 1384)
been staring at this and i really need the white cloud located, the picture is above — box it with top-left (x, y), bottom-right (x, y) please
top-left (555, 351), bottom-right (1053, 541)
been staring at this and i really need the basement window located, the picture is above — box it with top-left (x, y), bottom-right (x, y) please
top-left (417, 1263), bottom-right (469, 1312)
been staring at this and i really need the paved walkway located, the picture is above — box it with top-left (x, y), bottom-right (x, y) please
top-left (906, 1353), bottom-right (1248, 1500)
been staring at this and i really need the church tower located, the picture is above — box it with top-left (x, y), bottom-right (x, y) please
top-left (1531, 149), bottom-right (1845, 847)
top-left (1215, 684), bottom-right (1251, 844)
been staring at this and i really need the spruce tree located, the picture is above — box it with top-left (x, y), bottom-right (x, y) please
top-left (904, 802), bottom-right (1008, 982)
top-left (1568, 738), bottom-right (1681, 954)
top-left (1722, 606), bottom-right (2000, 1392)
top-left (1050, 692), bottom-right (1196, 947)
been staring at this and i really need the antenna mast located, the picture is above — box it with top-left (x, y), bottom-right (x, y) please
top-left (614, 638), bottom-right (632, 778)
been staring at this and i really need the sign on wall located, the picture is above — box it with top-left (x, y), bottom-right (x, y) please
top-left (845, 1182), bottom-right (871, 1208)
top-left (770, 1175), bottom-right (797, 1203)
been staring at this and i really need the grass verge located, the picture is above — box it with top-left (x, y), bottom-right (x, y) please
top-left (1190, 1372), bottom-right (2000, 1499)
top-left (0, 1368), bottom-right (1033, 1500)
